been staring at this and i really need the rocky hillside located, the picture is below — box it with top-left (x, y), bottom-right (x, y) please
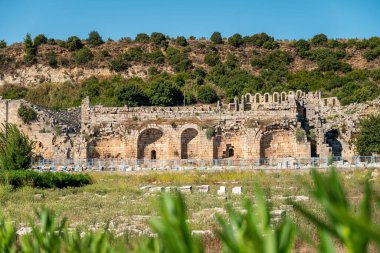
top-left (0, 32), bottom-right (380, 108)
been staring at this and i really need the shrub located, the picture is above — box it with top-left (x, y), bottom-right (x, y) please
top-left (147, 79), bottom-right (183, 106)
top-left (0, 84), bottom-right (27, 99)
top-left (109, 54), bottom-right (130, 72)
top-left (24, 33), bottom-right (36, 64)
top-left (0, 40), bottom-right (6, 48)
top-left (166, 47), bottom-right (192, 72)
top-left (47, 51), bottom-right (58, 68)
top-left (228, 33), bottom-right (243, 47)
top-left (66, 36), bottom-right (83, 51)
top-left (150, 32), bottom-right (167, 47)
top-left (135, 33), bottom-right (150, 43)
top-left (86, 31), bottom-right (104, 46)
top-left (73, 47), bottom-right (94, 65)
top-left (176, 36), bottom-right (188, 46)
top-left (205, 127), bottom-right (215, 139)
top-left (197, 85), bottom-right (218, 103)
top-left (296, 128), bottom-right (305, 143)
top-left (0, 170), bottom-right (92, 188)
top-left (210, 32), bottom-right (223, 44)
top-left (311, 33), bottom-right (328, 46)
top-left (295, 39), bottom-right (310, 52)
top-left (33, 34), bottom-right (47, 46)
top-left (355, 114), bottom-right (380, 155)
top-left (204, 51), bottom-right (220, 66)
top-left (115, 83), bottom-right (149, 107)
top-left (0, 123), bottom-right (33, 170)
top-left (363, 46), bottom-right (380, 61)
top-left (18, 104), bottom-right (37, 124)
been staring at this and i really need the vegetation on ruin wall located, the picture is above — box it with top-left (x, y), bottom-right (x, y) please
top-left (0, 169), bottom-right (379, 252)
top-left (1, 32), bottom-right (380, 108)
top-left (0, 123), bottom-right (92, 188)
top-left (356, 114), bottom-right (380, 155)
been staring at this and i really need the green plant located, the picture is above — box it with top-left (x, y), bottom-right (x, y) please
top-left (0, 40), bottom-right (6, 48)
top-left (0, 123), bottom-right (33, 170)
top-left (135, 33), bottom-right (150, 43)
top-left (228, 33), bottom-right (243, 47)
top-left (210, 32), bottom-right (223, 44)
top-left (204, 52), bottom-right (220, 66)
top-left (205, 127), bottom-right (215, 139)
top-left (73, 47), bottom-right (94, 65)
top-left (355, 114), bottom-right (380, 155)
top-left (33, 34), bottom-right (48, 46)
top-left (311, 33), bottom-right (328, 46)
top-left (176, 36), bottom-right (188, 46)
top-left (17, 104), bottom-right (37, 124)
top-left (291, 168), bottom-right (380, 253)
top-left (48, 51), bottom-right (58, 68)
top-left (24, 33), bottom-right (36, 64)
top-left (86, 31), bottom-right (104, 47)
top-left (197, 85), bottom-right (218, 103)
top-left (66, 36), bottom-right (83, 51)
top-left (296, 129), bottom-right (305, 143)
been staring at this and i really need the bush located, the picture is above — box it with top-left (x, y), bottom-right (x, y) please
top-left (204, 51), bottom-right (220, 66)
top-left (0, 123), bottom-right (33, 170)
top-left (109, 54), bottom-right (130, 72)
top-left (86, 31), bottom-right (104, 46)
top-left (135, 33), bottom-right (150, 43)
top-left (166, 47), bottom-right (192, 72)
top-left (0, 84), bottom-right (27, 99)
top-left (66, 36), bottom-right (83, 51)
top-left (47, 51), bottom-right (58, 68)
top-left (33, 34), bottom-right (47, 46)
top-left (176, 36), bottom-right (188, 46)
top-left (24, 33), bottom-right (36, 64)
top-left (150, 32), bottom-right (167, 47)
top-left (363, 46), bottom-right (380, 61)
top-left (147, 79), bottom-right (183, 106)
top-left (228, 33), bottom-right (243, 47)
top-left (18, 104), bottom-right (37, 124)
top-left (295, 39), bottom-right (310, 52)
top-left (0, 40), bottom-right (6, 48)
top-left (73, 47), bottom-right (94, 65)
top-left (205, 127), bottom-right (215, 139)
top-left (197, 85), bottom-right (218, 103)
top-left (210, 32), bottom-right (223, 44)
top-left (0, 170), bottom-right (92, 188)
top-left (355, 114), bottom-right (380, 155)
top-left (311, 33), bottom-right (328, 46)
top-left (115, 83), bottom-right (149, 106)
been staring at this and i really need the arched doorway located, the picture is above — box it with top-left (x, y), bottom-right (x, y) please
top-left (151, 150), bottom-right (157, 160)
top-left (181, 128), bottom-right (199, 159)
top-left (137, 128), bottom-right (163, 159)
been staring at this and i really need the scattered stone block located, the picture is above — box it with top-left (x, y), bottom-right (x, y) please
top-left (293, 195), bottom-right (309, 202)
top-left (270, 209), bottom-right (286, 217)
top-left (217, 186), bottom-right (226, 195)
top-left (165, 186), bottom-right (174, 192)
top-left (196, 185), bottom-right (209, 193)
top-left (178, 186), bottom-right (192, 193)
top-left (140, 186), bottom-right (151, 190)
top-left (232, 186), bottom-right (242, 195)
top-left (149, 187), bottom-right (164, 192)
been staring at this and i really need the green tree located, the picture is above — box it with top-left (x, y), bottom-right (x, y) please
top-left (176, 36), bottom-right (188, 46)
top-left (18, 104), bottom-right (37, 124)
top-left (225, 53), bottom-right (240, 69)
top-left (210, 32), bottom-right (223, 44)
top-left (197, 85), bottom-right (218, 103)
top-left (135, 33), bottom-right (150, 43)
top-left (204, 51), bottom-right (220, 66)
top-left (228, 33), bottom-right (243, 47)
top-left (150, 32), bottom-right (167, 47)
top-left (109, 54), bottom-right (130, 72)
top-left (86, 31), bottom-right (104, 46)
top-left (47, 51), bottom-right (58, 68)
top-left (166, 47), bottom-right (192, 72)
top-left (115, 83), bottom-right (149, 107)
top-left (33, 34), bottom-right (47, 46)
top-left (73, 47), bottom-right (94, 65)
top-left (24, 33), bottom-right (37, 64)
top-left (0, 123), bottom-right (33, 170)
top-left (66, 36), bottom-right (83, 51)
top-left (355, 114), bottom-right (380, 155)
top-left (311, 33), bottom-right (328, 46)
top-left (148, 79), bottom-right (183, 106)
top-left (0, 40), bottom-right (6, 48)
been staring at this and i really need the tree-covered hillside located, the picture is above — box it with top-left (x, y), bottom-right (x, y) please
top-left (1, 32), bottom-right (380, 108)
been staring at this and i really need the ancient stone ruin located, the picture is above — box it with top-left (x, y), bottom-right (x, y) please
top-left (0, 90), bottom-right (374, 166)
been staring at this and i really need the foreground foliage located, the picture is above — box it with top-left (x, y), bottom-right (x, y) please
top-left (0, 168), bottom-right (379, 252)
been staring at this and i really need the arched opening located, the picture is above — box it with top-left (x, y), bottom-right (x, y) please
top-left (245, 94), bottom-right (251, 102)
top-left (228, 148), bottom-right (234, 158)
top-left (324, 99), bottom-right (328, 106)
top-left (332, 99), bottom-right (336, 106)
top-left (274, 94), bottom-right (278, 103)
top-left (281, 93), bottom-right (286, 102)
top-left (255, 94), bottom-right (260, 103)
top-left (325, 129), bottom-right (342, 157)
top-left (296, 91), bottom-right (302, 98)
top-left (151, 150), bottom-right (157, 160)
top-left (265, 94), bottom-right (269, 103)
top-left (181, 128), bottom-right (199, 159)
top-left (137, 128), bottom-right (163, 159)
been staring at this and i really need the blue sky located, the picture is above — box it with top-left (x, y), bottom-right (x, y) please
top-left (0, 0), bottom-right (379, 44)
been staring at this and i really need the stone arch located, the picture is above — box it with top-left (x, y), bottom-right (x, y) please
top-left (288, 91), bottom-right (294, 96)
top-left (296, 90), bottom-right (303, 98)
top-left (180, 128), bottom-right (199, 159)
top-left (245, 93), bottom-right (252, 103)
top-left (281, 92), bottom-right (287, 102)
top-left (255, 93), bottom-right (261, 103)
top-left (260, 129), bottom-right (299, 158)
top-left (264, 93), bottom-right (270, 103)
top-left (137, 128), bottom-right (164, 159)
top-left (273, 92), bottom-right (280, 103)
